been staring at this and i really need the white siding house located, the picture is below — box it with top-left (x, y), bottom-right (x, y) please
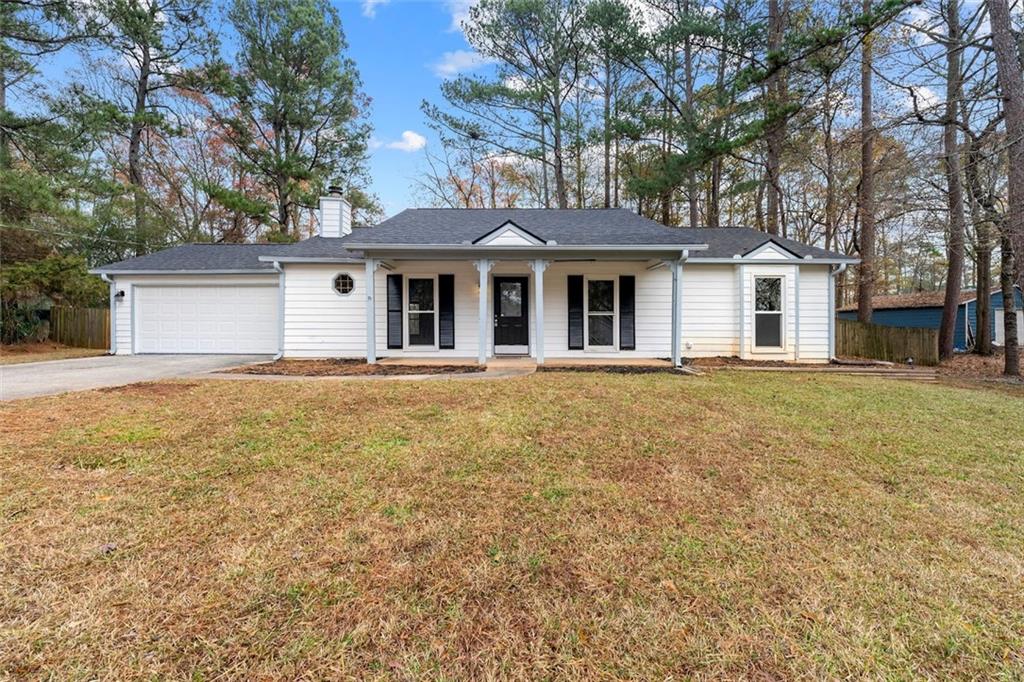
top-left (94, 200), bottom-right (856, 364)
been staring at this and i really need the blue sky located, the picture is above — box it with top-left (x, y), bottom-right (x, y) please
top-left (337, 0), bottom-right (483, 216)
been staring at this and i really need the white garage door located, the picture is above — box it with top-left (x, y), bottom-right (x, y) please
top-left (994, 309), bottom-right (1024, 347)
top-left (135, 285), bottom-right (279, 354)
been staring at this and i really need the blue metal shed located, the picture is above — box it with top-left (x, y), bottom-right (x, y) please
top-left (837, 287), bottom-right (1023, 351)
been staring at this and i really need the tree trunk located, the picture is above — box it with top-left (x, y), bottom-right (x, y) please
top-left (964, 135), bottom-right (994, 354)
top-left (684, 0), bottom-right (698, 228)
top-left (708, 158), bottom-right (721, 228)
top-left (129, 45), bottom-right (152, 256)
top-left (999, 227), bottom-right (1019, 374)
top-left (551, 78), bottom-right (568, 209)
top-left (987, 0), bottom-right (1022, 373)
top-left (539, 116), bottom-right (550, 208)
top-left (603, 54), bottom-right (612, 209)
top-left (857, 0), bottom-right (876, 323)
top-left (755, 175), bottom-right (765, 232)
top-left (939, 0), bottom-right (966, 361)
top-left (823, 77), bottom-right (838, 252)
top-left (764, 0), bottom-right (784, 236)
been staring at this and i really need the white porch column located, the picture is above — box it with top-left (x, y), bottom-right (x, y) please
top-left (365, 258), bottom-right (377, 363)
top-left (475, 259), bottom-right (491, 365)
top-left (530, 259), bottom-right (549, 365)
top-left (671, 259), bottom-right (682, 367)
top-left (794, 265), bottom-right (801, 361)
top-left (737, 263), bottom-right (747, 359)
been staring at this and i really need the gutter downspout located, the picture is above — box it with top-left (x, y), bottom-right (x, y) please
top-left (669, 250), bottom-right (689, 368)
top-left (828, 263), bottom-right (848, 361)
top-left (272, 261), bottom-right (285, 360)
top-left (100, 274), bottom-right (116, 355)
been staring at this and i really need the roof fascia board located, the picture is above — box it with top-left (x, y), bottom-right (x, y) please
top-left (343, 243), bottom-right (709, 252)
top-left (89, 268), bottom-right (276, 275)
top-left (689, 257), bottom-right (859, 265)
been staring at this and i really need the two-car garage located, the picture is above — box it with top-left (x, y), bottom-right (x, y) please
top-left (133, 284), bottom-right (279, 354)
top-left (94, 243), bottom-right (288, 355)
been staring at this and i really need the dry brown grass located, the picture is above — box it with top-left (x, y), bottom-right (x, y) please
top-left (1, 372), bottom-right (1022, 679)
top-left (0, 342), bottom-right (106, 365)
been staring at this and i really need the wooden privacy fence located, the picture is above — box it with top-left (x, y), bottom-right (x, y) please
top-left (49, 306), bottom-right (110, 349)
top-left (835, 318), bottom-right (939, 366)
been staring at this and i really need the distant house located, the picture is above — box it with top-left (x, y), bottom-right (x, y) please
top-left (838, 287), bottom-right (1024, 351)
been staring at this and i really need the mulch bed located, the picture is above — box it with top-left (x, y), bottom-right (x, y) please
top-left (538, 365), bottom-right (681, 374)
top-left (227, 358), bottom-right (485, 376)
top-left (690, 356), bottom-right (813, 369)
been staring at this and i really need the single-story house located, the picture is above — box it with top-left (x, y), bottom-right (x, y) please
top-left (91, 192), bottom-right (859, 365)
top-left (837, 287), bottom-right (1024, 351)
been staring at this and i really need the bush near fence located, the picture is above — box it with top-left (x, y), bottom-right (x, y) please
top-left (49, 306), bottom-right (110, 350)
top-left (835, 318), bottom-right (939, 366)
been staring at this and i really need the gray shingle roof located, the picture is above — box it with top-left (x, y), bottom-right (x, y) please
top-left (691, 228), bottom-right (847, 260)
top-left (259, 236), bottom-right (362, 260)
top-left (94, 210), bottom-right (853, 272)
top-left (340, 208), bottom-right (852, 260)
top-left (93, 238), bottom-right (360, 273)
top-left (341, 208), bottom-right (703, 246)
top-left (94, 244), bottom-right (281, 272)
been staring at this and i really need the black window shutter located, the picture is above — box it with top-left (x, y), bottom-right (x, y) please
top-left (439, 274), bottom-right (455, 349)
top-left (568, 275), bottom-right (584, 350)
top-left (619, 275), bottom-right (636, 350)
top-left (387, 274), bottom-right (403, 349)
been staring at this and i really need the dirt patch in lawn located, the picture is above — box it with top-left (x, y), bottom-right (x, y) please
top-left (0, 341), bottom-right (106, 365)
top-left (228, 358), bottom-right (486, 376)
top-left (938, 349), bottom-right (1022, 380)
top-left (98, 381), bottom-right (200, 397)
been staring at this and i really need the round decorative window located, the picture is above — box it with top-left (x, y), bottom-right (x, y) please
top-left (333, 273), bottom-right (355, 296)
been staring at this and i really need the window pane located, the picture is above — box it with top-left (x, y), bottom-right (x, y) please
top-left (755, 278), bottom-right (782, 312)
top-left (408, 278), bottom-right (434, 311)
top-left (499, 282), bottom-right (522, 317)
top-left (408, 312), bottom-right (435, 345)
top-left (588, 280), bottom-right (614, 313)
top-left (588, 314), bottom-right (613, 346)
top-left (755, 312), bottom-right (782, 347)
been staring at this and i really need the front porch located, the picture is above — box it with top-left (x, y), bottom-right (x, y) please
top-left (363, 256), bottom-right (687, 367)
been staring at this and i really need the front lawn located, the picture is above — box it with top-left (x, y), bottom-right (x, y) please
top-left (1, 373), bottom-right (1022, 678)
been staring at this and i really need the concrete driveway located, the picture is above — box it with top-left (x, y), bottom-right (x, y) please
top-left (0, 355), bottom-right (271, 401)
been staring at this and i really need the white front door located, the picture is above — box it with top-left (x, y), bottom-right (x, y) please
top-left (135, 285), bottom-right (278, 354)
top-left (994, 309), bottom-right (1024, 346)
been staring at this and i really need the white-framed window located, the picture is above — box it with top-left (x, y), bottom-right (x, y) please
top-left (332, 273), bottom-right (355, 296)
top-left (585, 277), bottom-right (616, 349)
top-left (406, 276), bottom-right (438, 348)
top-left (753, 276), bottom-right (784, 349)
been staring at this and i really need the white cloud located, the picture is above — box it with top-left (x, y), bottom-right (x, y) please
top-left (362, 0), bottom-right (389, 18)
top-left (431, 49), bottom-right (494, 78)
top-left (385, 130), bottom-right (427, 152)
top-left (444, 0), bottom-right (478, 33)
top-left (904, 85), bottom-right (940, 112)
